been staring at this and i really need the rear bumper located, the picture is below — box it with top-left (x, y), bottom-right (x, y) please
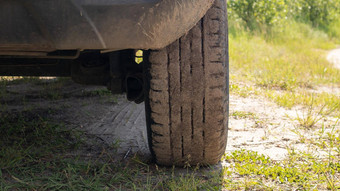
top-left (0, 0), bottom-right (214, 52)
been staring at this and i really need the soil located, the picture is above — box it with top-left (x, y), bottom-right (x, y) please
top-left (1, 49), bottom-right (339, 162)
top-left (227, 49), bottom-right (340, 160)
top-left (1, 80), bottom-right (150, 160)
top-left (327, 48), bottom-right (340, 69)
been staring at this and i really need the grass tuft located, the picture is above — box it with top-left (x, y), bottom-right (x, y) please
top-left (223, 148), bottom-right (340, 190)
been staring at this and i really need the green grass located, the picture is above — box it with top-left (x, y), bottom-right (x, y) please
top-left (0, 110), bottom-right (223, 190)
top-left (223, 148), bottom-right (340, 190)
top-left (0, 77), bottom-right (71, 101)
top-left (229, 19), bottom-right (340, 117)
top-left (230, 22), bottom-right (340, 90)
top-left (0, 111), bottom-right (82, 169)
top-left (2, 110), bottom-right (337, 190)
top-left (231, 111), bottom-right (257, 119)
top-left (223, 119), bottom-right (340, 190)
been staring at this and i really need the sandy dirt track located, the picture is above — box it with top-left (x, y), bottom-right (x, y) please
top-left (1, 48), bottom-right (339, 162)
top-left (327, 48), bottom-right (340, 69)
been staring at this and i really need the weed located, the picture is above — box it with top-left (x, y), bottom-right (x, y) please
top-left (230, 83), bottom-right (260, 97)
top-left (231, 111), bottom-right (257, 119)
top-left (295, 96), bottom-right (339, 128)
top-left (82, 89), bottom-right (112, 97)
top-left (223, 149), bottom-right (340, 190)
top-left (0, 112), bottom-right (82, 169)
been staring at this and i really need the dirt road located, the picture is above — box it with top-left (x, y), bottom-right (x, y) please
top-left (327, 48), bottom-right (340, 69)
top-left (1, 78), bottom-right (292, 161)
top-left (0, 78), bottom-right (326, 162)
top-left (1, 49), bottom-right (339, 162)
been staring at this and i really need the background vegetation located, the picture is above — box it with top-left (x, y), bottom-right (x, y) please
top-left (228, 0), bottom-right (340, 35)
top-left (228, 0), bottom-right (340, 113)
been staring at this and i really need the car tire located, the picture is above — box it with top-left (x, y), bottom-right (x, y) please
top-left (144, 0), bottom-right (229, 166)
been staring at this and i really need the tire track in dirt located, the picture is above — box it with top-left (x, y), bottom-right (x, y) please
top-left (1, 81), bottom-right (150, 160)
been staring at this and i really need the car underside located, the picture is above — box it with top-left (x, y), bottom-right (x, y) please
top-left (0, 0), bottom-right (215, 103)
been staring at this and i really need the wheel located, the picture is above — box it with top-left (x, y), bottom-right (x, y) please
top-left (144, 0), bottom-right (229, 166)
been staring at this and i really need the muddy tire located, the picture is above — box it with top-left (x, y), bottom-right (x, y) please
top-left (144, 0), bottom-right (229, 166)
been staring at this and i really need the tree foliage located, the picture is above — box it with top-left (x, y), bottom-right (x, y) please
top-left (228, 0), bottom-right (287, 30)
top-left (228, 0), bottom-right (340, 30)
top-left (289, 0), bottom-right (340, 27)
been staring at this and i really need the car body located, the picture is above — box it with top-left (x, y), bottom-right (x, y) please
top-left (0, 0), bottom-right (214, 56)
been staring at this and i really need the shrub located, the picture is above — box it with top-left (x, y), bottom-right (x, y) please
top-left (287, 0), bottom-right (340, 28)
top-left (228, 0), bottom-right (287, 30)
